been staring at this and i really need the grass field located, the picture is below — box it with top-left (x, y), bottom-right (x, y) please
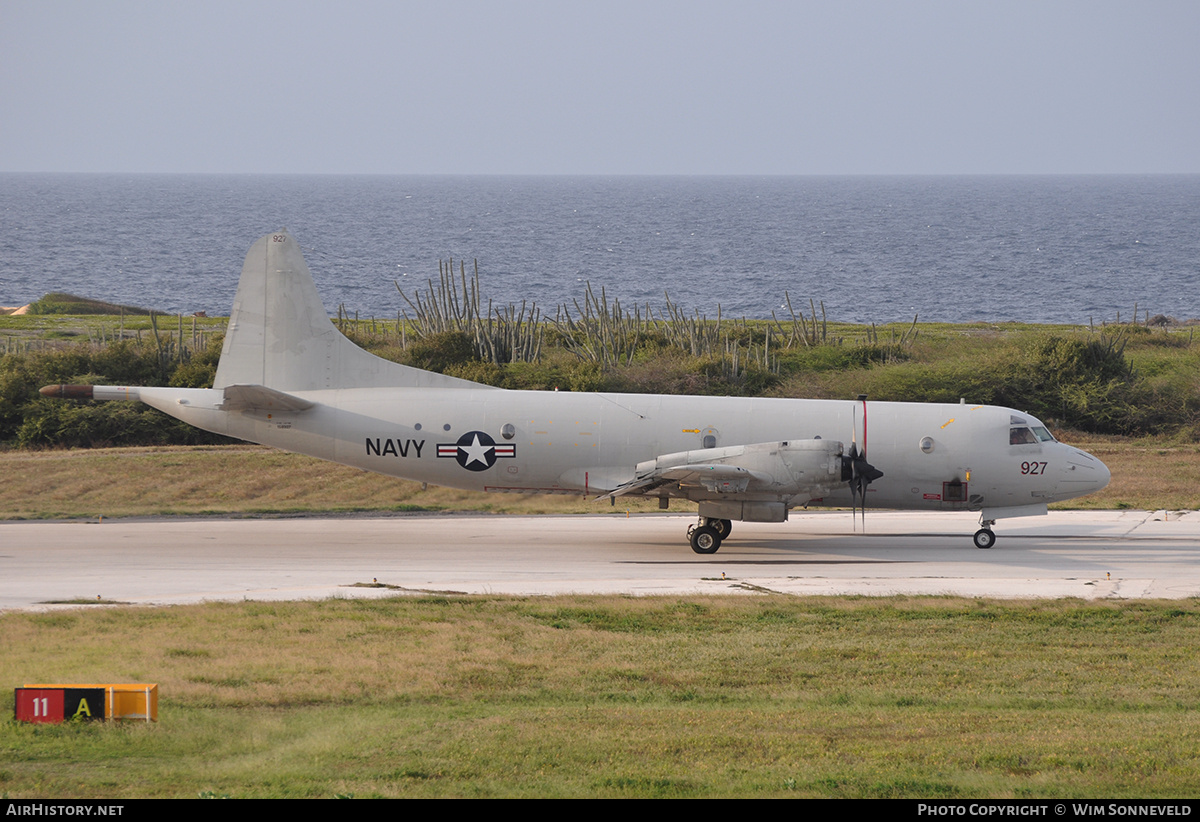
top-left (3, 595), bottom-right (1199, 798)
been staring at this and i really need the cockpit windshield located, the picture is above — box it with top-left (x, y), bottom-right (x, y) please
top-left (1010, 427), bottom-right (1038, 445)
top-left (1009, 418), bottom-right (1056, 445)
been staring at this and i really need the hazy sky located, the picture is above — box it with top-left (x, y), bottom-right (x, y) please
top-left (3, 0), bottom-right (1197, 175)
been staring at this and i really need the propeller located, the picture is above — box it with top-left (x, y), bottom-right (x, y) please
top-left (842, 395), bottom-right (883, 529)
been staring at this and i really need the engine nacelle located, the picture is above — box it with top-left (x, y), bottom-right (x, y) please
top-left (636, 439), bottom-right (844, 502)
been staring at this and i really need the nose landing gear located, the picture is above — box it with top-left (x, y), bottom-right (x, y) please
top-left (974, 519), bottom-right (996, 549)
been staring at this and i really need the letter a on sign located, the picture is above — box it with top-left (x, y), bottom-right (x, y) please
top-left (63, 688), bottom-right (106, 721)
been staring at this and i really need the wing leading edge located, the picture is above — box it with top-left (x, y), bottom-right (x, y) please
top-left (604, 438), bottom-right (846, 505)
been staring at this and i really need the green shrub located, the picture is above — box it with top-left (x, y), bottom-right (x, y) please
top-left (404, 331), bottom-right (477, 373)
top-left (169, 336), bottom-right (223, 388)
top-left (837, 361), bottom-right (986, 404)
top-left (828, 333), bottom-right (1175, 435)
top-left (443, 361), bottom-right (506, 387)
top-left (986, 334), bottom-right (1137, 431)
top-left (497, 359), bottom-right (614, 392)
top-left (0, 341), bottom-right (230, 448)
top-left (18, 399), bottom-right (167, 448)
top-left (778, 343), bottom-right (908, 374)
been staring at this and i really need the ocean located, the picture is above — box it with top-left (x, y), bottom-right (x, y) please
top-left (2, 173), bottom-right (1197, 325)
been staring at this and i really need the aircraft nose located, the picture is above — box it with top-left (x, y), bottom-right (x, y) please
top-left (1058, 446), bottom-right (1111, 497)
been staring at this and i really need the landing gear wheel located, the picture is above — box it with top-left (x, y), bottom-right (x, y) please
top-left (713, 519), bottom-right (733, 538)
top-left (690, 525), bottom-right (722, 554)
top-left (973, 528), bottom-right (996, 549)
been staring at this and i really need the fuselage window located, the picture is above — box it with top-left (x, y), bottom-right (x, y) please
top-left (1009, 427), bottom-right (1038, 445)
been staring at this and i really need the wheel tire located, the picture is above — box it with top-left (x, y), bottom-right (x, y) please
top-left (973, 528), bottom-right (996, 549)
top-left (690, 525), bottom-right (722, 554)
top-left (712, 519), bottom-right (733, 538)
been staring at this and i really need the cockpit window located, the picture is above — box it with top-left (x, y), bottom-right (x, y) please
top-left (1032, 426), bottom-right (1055, 443)
top-left (1009, 427), bottom-right (1038, 445)
top-left (1009, 415), bottom-right (1028, 425)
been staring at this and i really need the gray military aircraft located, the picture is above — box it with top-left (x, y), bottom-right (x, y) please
top-left (42, 230), bottom-right (1111, 553)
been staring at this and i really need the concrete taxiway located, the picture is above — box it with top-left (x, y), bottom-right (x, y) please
top-left (2, 509), bottom-right (1199, 611)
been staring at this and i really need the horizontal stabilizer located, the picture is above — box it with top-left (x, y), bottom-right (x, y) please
top-left (219, 384), bottom-right (315, 413)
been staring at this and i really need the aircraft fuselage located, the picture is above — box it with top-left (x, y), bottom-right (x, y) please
top-left (137, 385), bottom-right (1109, 515)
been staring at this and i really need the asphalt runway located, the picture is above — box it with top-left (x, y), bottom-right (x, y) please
top-left (2, 509), bottom-right (1199, 611)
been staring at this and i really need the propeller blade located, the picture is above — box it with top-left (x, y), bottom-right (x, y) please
top-left (859, 393), bottom-right (868, 460)
top-left (842, 398), bottom-right (882, 532)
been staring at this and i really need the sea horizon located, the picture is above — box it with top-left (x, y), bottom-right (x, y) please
top-left (3, 172), bottom-right (1198, 324)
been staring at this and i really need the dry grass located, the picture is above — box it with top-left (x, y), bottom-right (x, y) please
top-left (0, 445), bottom-right (684, 519)
top-left (1057, 434), bottom-right (1200, 510)
top-left (3, 595), bottom-right (1200, 798)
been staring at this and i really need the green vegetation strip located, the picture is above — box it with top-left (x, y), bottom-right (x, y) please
top-left (4, 302), bottom-right (1199, 450)
top-left (3, 595), bottom-right (1199, 798)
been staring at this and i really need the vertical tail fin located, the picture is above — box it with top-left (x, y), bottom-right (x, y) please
top-left (214, 230), bottom-right (485, 391)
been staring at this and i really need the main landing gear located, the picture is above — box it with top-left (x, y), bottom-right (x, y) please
top-left (973, 519), bottom-right (997, 549)
top-left (687, 517), bottom-right (733, 554)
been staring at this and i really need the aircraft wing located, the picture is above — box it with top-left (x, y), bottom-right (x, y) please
top-left (602, 439), bottom-right (845, 501)
top-left (606, 463), bottom-right (767, 498)
top-left (218, 384), bottom-right (315, 413)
